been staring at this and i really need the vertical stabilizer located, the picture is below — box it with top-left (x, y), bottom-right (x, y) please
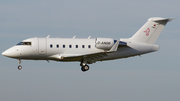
top-left (130, 17), bottom-right (173, 44)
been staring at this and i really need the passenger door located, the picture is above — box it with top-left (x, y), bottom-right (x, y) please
top-left (38, 38), bottom-right (47, 55)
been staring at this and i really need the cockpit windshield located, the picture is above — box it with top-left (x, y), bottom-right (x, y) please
top-left (16, 42), bottom-right (31, 45)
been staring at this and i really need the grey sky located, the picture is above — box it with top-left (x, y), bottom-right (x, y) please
top-left (0, 0), bottom-right (180, 101)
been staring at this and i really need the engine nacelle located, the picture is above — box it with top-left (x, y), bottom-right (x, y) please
top-left (95, 38), bottom-right (115, 50)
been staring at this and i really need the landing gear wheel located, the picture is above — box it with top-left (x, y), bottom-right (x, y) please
top-left (17, 59), bottom-right (22, 70)
top-left (18, 65), bottom-right (22, 70)
top-left (81, 65), bottom-right (89, 72)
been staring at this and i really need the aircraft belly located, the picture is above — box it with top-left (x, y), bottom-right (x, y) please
top-left (101, 47), bottom-right (142, 61)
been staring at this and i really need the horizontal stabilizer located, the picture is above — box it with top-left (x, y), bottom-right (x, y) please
top-left (153, 18), bottom-right (175, 22)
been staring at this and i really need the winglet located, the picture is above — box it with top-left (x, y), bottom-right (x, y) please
top-left (108, 41), bottom-right (119, 52)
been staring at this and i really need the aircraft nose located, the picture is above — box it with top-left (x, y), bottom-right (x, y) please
top-left (2, 47), bottom-right (18, 58)
top-left (2, 50), bottom-right (10, 57)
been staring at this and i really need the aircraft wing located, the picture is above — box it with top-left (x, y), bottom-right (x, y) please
top-left (50, 41), bottom-right (127, 64)
top-left (62, 51), bottom-right (110, 64)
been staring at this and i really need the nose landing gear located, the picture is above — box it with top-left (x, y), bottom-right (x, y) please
top-left (18, 59), bottom-right (22, 70)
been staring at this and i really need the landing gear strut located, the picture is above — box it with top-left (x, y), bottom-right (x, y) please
top-left (80, 61), bottom-right (89, 72)
top-left (18, 59), bottom-right (22, 70)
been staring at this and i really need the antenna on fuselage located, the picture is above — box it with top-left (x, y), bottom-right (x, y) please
top-left (73, 36), bottom-right (76, 38)
top-left (88, 36), bottom-right (91, 39)
top-left (46, 35), bottom-right (50, 38)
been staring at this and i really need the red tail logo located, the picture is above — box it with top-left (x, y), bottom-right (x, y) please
top-left (144, 28), bottom-right (150, 36)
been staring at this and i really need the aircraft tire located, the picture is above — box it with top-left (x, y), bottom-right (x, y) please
top-left (81, 65), bottom-right (89, 72)
top-left (84, 65), bottom-right (89, 71)
top-left (18, 65), bottom-right (22, 70)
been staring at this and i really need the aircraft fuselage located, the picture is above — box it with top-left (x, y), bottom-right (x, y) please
top-left (3, 37), bottom-right (158, 61)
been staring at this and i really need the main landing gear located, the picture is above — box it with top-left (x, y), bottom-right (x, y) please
top-left (80, 61), bottom-right (89, 72)
top-left (18, 59), bottom-right (22, 70)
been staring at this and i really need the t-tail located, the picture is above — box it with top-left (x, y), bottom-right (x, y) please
top-left (130, 17), bottom-right (174, 44)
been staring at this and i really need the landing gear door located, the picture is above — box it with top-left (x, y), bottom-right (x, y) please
top-left (38, 38), bottom-right (47, 55)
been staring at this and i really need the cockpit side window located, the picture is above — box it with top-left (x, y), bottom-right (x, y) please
top-left (16, 42), bottom-right (31, 45)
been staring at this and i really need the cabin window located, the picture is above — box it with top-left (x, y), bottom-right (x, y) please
top-left (17, 42), bottom-right (31, 45)
top-left (69, 45), bottom-right (72, 48)
top-left (76, 45), bottom-right (78, 48)
top-left (50, 44), bottom-right (53, 48)
top-left (82, 45), bottom-right (85, 48)
top-left (57, 45), bottom-right (59, 48)
top-left (88, 45), bottom-right (91, 48)
top-left (63, 45), bottom-right (65, 48)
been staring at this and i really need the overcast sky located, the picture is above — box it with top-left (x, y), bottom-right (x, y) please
top-left (0, 0), bottom-right (180, 101)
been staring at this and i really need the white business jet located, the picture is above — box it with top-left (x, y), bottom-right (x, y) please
top-left (2, 17), bottom-right (173, 72)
